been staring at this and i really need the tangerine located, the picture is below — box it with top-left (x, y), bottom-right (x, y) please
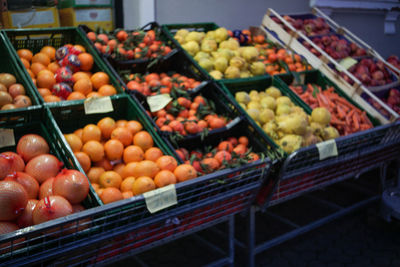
top-left (144, 147), bottom-right (163, 162)
top-left (32, 52), bottom-right (50, 66)
top-left (74, 128), bottom-right (83, 139)
top-left (122, 191), bottom-right (133, 199)
top-left (94, 157), bottom-right (113, 171)
top-left (31, 63), bottom-right (46, 76)
top-left (125, 120), bottom-right (143, 135)
top-left (82, 140), bottom-right (104, 162)
top-left (156, 156), bottom-right (178, 172)
top-left (214, 151), bottom-right (232, 164)
top-left (37, 72), bottom-right (56, 89)
top-left (67, 92), bottom-right (86, 100)
top-left (132, 160), bottom-right (159, 178)
top-left (47, 62), bottom-right (60, 73)
top-left (113, 163), bottom-right (125, 178)
top-left (174, 164), bottom-right (197, 182)
top-left (104, 139), bottom-right (124, 161)
top-left (133, 131), bottom-right (153, 151)
top-left (91, 72), bottom-right (109, 89)
top-left (100, 187), bottom-right (123, 204)
top-left (73, 78), bottom-right (93, 95)
top-left (154, 170), bottom-right (177, 188)
top-left (238, 136), bottom-right (249, 146)
top-left (121, 162), bottom-right (138, 178)
top-left (37, 88), bottom-right (52, 97)
top-left (64, 133), bottom-right (82, 152)
top-left (74, 151), bottom-right (91, 172)
top-left (132, 176), bottom-right (155, 195)
top-left (86, 92), bottom-right (102, 98)
top-left (98, 84), bottom-right (117, 96)
top-left (17, 49), bottom-right (33, 61)
top-left (111, 127), bottom-right (133, 147)
top-left (123, 145), bottom-right (144, 163)
top-left (97, 117), bottom-right (116, 140)
top-left (115, 119), bottom-right (127, 128)
top-left (43, 95), bottom-right (61, 102)
top-left (73, 72), bottom-right (91, 82)
top-left (99, 171), bottom-right (122, 188)
top-left (87, 166), bottom-right (105, 184)
top-left (77, 53), bottom-right (93, 71)
top-left (120, 176), bottom-right (135, 192)
top-left (82, 124), bottom-right (101, 143)
top-left (20, 58), bottom-right (30, 69)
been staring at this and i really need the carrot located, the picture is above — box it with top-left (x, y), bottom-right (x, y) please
top-left (336, 105), bottom-right (347, 119)
top-left (352, 112), bottom-right (360, 131)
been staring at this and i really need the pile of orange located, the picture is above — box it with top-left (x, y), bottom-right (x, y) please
top-left (63, 117), bottom-right (197, 204)
top-left (16, 45), bottom-right (117, 103)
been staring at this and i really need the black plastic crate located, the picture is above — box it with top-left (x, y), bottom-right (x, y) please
top-left (0, 107), bottom-right (101, 263)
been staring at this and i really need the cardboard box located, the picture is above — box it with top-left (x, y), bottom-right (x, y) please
top-left (59, 7), bottom-right (113, 31)
top-left (1, 6), bottom-right (60, 29)
top-left (58, 0), bottom-right (112, 9)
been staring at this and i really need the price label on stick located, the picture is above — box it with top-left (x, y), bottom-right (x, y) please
top-left (84, 96), bottom-right (113, 114)
top-left (146, 94), bottom-right (172, 113)
top-left (0, 128), bottom-right (15, 148)
top-left (338, 57), bottom-right (357, 71)
top-left (143, 184), bottom-right (177, 213)
top-left (316, 139), bottom-right (338, 160)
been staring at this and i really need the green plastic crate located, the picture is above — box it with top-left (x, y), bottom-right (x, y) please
top-left (58, 0), bottom-right (113, 8)
top-left (2, 27), bottom-right (125, 106)
top-left (0, 32), bottom-right (41, 116)
top-left (47, 94), bottom-right (176, 205)
top-left (275, 70), bottom-right (381, 127)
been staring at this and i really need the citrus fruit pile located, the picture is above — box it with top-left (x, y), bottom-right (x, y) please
top-left (0, 134), bottom-right (88, 234)
top-left (16, 45), bottom-right (117, 102)
top-left (153, 94), bottom-right (230, 136)
top-left (0, 73), bottom-right (32, 111)
top-left (175, 136), bottom-right (261, 174)
top-left (63, 116), bottom-right (198, 204)
top-left (86, 29), bottom-right (172, 60)
top-left (125, 72), bottom-right (202, 96)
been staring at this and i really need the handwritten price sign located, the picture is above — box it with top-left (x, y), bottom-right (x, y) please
top-left (143, 184), bottom-right (178, 213)
top-left (0, 128), bottom-right (15, 148)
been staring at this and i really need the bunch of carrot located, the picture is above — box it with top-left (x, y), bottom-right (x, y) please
top-left (290, 84), bottom-right (374, 135)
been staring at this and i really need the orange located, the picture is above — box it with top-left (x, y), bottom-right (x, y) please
top-left (26, 69), bottom-right (35, 78)
top-left (174, 164), bottom-right (197, 182)
top-left (154, 170), bottom-right (177, 188)
top-left (36, 72), bottom-right (56, 89)
top-left (201, 158), bottom-right (220, 171)
top-left (90, 72), bottom-right (109, 89)
top-left (43, 95), bottom-right (61, 102)
top-left (123, 145), bottom-right (144, 163)
top-left (87, 166), bottom-right (105, 184)
top-left (17, 49), bottom-right (33, 61)
top-left (20, 58), bottom-right (30, 69)
top-left (121, 162), bottom-right (138, 178)
top-left (67, 92), bottom-right (86, 100)
top-left (238, 136), bottom-right (249, 146)
top-left (94, 157), bottom-right (113, 171)
top-left (132, 160), bottom-right (159, 178)
top-left (37, 69), bottom-right (54, 77)
top-left (99, 171), bottom-right (122, 188)
top-left (125, 120), bottom-right (143, 135)
top-left (104, 139), bottom-right (124, 161)
top-left (77, 53), bottom-right (94, 71)
top-left (82, 140), bottom-right (104, 162)
top-left (97, 188), bottom-right (104, 196)
top-left (218, 141), bottom-right (233, 152)
top-left (73, 72), bottom-right (91, 82)
top-left (133, 131), bottom-right (154, 151)
top-left (120, 176), bottom-right (135, 192)
top-left (31, 63), bottom-right (46, 76)
top-left (97, 117), bottom-right (116, 140)
top-left (122, 191), bottom-right (133, 199)
top-left (111, 127), bottom-right (133, 147)
top-left (38, 88), bottom-right (52, 97)
top-left (100, 187), bottom-right (123, 204)
top-left (47, 62), bottom-right (60, 73)
top-left (74, 128), bottom-right (83, 140)
top-left (40, 46), bottom-right (56, 60)
top-left (115, 119), bottom-right (127, 128)
top-left (91, 183), bottom-right (100, 192)
top-left (64, 133), bottom-right (82, 152)
top-left (73, 78), bottom-right (93, 95)
top-left (98, 84), bottom-right (117, 96)
top-left (82, 124), bottom-right (101, 143)
top-left (233, 144), bottom-right (247, 155)
top-left (156, 156), bottom-right (178, 172)
top-left (73, 44), bottom-right (86, 53)
top-left (113, 163), bottom-right (125, 178)
top-left (74, 151), bottom-right (91, 172)
top-left (132, 176), bottom-right (155, 195)
top-left (32, 52), bottom-right (50, 66)
top-left (144, 147), bottom-right (163, 162)
top-left (86, 92), bottom-right (102, 98)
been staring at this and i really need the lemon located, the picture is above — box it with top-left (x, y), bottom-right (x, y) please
top-left (247, 101), bottom-right (261, 110)
top-left (260, 96), bottom-right (276, 110)
top-left (276, 96), bottom-right (293, 106)
top-left (235, 91), bottom-right (251, 105)
top-left (265, 86), bottom-right (282, 98)
top-left (246, 108), bottom-right (260, 122)
top-left (259, 109), bottom-right (275, 124)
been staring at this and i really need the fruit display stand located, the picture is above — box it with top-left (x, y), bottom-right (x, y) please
top-left (78, 22), bottom-right (180, 74)
top-left (0, 32), bottom-right (41, 117)
top-left (219, 72), bottom-right (400, 266)
top-left (0, 107), bottom-right (101, 265)
top-left (261, 8), bottom-right (399, 124)
top-left (37, 94), bottom-right (274, 266)
top-left (2, 27), bottom-right (125, 105)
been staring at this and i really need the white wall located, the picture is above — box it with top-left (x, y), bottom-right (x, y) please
top-left (154, 0), bottom-right (400, 58)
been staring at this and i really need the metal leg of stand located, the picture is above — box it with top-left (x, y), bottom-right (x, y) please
top-left (246, 206), bottom-right (256, 267)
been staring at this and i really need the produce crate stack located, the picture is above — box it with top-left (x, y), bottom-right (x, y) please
top-left (261, 7), bottom-right (400, 124)
top-left (0, 0), bottom-right (60, 29)
top-left (58, 0), bottom-right (114, 31)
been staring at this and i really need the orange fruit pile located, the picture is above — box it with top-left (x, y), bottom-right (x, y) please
top-left (16, 44), bottom-right (117, 103)
top-left (64, 117), bottom-right (198, 204)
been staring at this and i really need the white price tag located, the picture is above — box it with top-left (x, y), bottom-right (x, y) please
top-left (339, 57), bottom-right (357, 71)
top-left (0, 129), bottom-right (15, 148)
top-left (143, 184), bottom-right (177, 213)
top-left (84, 96), bottom-right (113, 114)
top-left (146, 94), bottom-right (172, 113)
top-left (225, 117), bottom-right (241, 130)
top-left (316, 139), bottom-right (338, 160)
